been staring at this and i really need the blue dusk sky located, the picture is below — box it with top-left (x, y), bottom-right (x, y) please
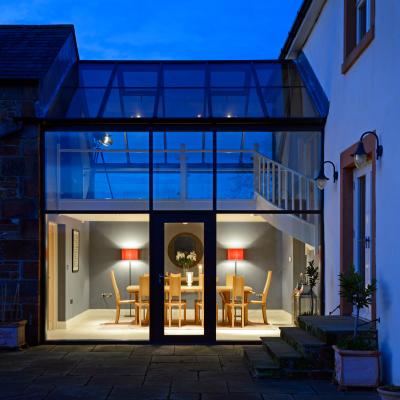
top-left (0, 0), bottom-right (302, 60)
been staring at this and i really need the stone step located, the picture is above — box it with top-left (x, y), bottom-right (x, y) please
top-left (243, 345), bottom-right (280, 378)
top-left (279, 327), bottom-right (333, 369)
top-left (243, 344), bottom-right (333, 380)
top-left (297, 315), bottom-right (376, 345)
top-left (261, 337), bottom-right (309, 370)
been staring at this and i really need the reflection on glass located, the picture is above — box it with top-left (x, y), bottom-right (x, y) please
top-left (153, 132), bottom-right (213, 210)
top-left (45, 131), bottom-right (149, 210)
top-left (216, 213), bottom-right (321, 341)
top-left (164, 223), bottom-right (205, 335)
top-left (217, 131), bottom-right (321, 210)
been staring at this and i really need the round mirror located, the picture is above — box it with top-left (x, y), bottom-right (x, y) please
top-left (167, 232), bottom-right (203, 269)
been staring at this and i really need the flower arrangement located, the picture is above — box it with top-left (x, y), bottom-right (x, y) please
top-left (176, 250), bottom-right (197, 272)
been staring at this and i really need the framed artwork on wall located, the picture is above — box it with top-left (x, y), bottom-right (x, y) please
top-left (72, 229), bottom-right (80, 273)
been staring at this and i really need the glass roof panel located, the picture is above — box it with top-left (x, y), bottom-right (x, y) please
top-left (163, 64), bottom-right (206, 87)
top-left (209, 63), bottom-right (255, 87)
top-left (157, 88), bottom-right (207, 118)
top-left (78, 64), bottom-right (114, 87)
top-left (53, 61), bottom-right (325, 119)
top-left (113, 64), bottom-right (159, 87)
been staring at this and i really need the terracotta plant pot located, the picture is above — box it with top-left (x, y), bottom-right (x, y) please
top-left (333, 345), bottom-right (380, 389)
top-left (0, 320), bottom-right (27, 349)
top-left (377, 387), bottom-right (400, 400)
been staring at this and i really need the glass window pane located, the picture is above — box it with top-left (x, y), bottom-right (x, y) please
top-left (66, 88), bottom-right (105, 118)
top-left (102, 88), bottom-right (156, 118)
top-left (216, 213), bottom-right (321, 341)
top-left (211, 88), bottom-right (263, 117)
top-left (255, 62), bottom-right (303, 87)
top-left (157, 88), bottom-right (207, 118)
top-left (45, 131), bottom-right (149, 210)
top-left (163, 64), bottom-right (206, 87)
top-left (153, 131), bottom-right (213, 210)
top-left (113, 64), bottom-right (159, 87)
top-left (262, 87), bottom-right (318, 118)
top-left (78, 63), bottom-right (114, 86)
top-left (209, 63), bottom-right (254, 87)
top-left (217, 131), bottom-right (321, 210)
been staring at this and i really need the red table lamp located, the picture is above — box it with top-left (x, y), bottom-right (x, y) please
top-left (227, 248), bottom-right (244, 275)
top-left (121, 248), bottom-right (140, 316)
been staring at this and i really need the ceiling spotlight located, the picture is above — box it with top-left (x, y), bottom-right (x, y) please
top-left (182, 222), bottom-right (188, 225)
top-left (353, 131), bottom-right (383, 169)
top-left (315, 161), bottom-right (338, 190)
top-left (99, 133), bottom-right (113, 147)
top-left (226, 113), bottom-right (232, 118)
top-left (136, 113), bottom-right (142, 118)
top-left (197, 114), bottom-right (202, 118)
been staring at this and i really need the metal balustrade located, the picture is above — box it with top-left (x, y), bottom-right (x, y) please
top-left (253, 151), bottom-right (319, 223)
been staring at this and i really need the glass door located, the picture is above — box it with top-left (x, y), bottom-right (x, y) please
top-left (150, 213), bottom-right (216, 343)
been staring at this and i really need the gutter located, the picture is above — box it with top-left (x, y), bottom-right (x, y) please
top-left (280, 0), bottom-right (327, 60)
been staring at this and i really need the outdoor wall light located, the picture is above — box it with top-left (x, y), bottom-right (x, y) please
top-left (353, 131), bottom-right (383, 169)
top-left (315, 161), bottom-right (338, 190)
top-left (99, 133), bottom-right (113, 147)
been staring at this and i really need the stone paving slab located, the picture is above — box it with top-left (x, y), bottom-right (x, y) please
top-left (0, 345), bottom-right (379, 400)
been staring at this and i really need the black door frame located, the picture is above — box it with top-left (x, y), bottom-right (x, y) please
top-left (150, 211), bottom-right (216, 344)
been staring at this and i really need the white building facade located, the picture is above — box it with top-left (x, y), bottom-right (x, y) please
top-left (282, 0), bottom-right (400, 384)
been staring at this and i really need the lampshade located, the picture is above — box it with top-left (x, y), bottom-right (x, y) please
top-left (121, 248), bottom-right (140, 261)
top-left (227, 248), bottom-right (244, 261)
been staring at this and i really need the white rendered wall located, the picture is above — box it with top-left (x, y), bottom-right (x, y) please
top-left (301, 0), bottom-right (400, 384)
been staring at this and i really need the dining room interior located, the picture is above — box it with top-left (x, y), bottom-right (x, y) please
top-left (45, 212), bottom-right (320, 342)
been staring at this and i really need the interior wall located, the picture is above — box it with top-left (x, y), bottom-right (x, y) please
top-left (216, 221), bottom-right (282, 309)
top-left (280, 232), bottom-right (294, 313)
top-left (164, 223), bottom-right (205, 274)
top-left (89, 221), bottom-right (149, 309)
top-left (48, 214), bottom-right (90, 321)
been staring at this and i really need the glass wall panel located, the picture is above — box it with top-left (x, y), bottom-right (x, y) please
top-left (153, 131), bottom-right (213, 210)
top-left (216, 213), bottom-right (321, 341)
top-left (217, 131), bottom-right (322, 210)
top-left (45, 214), bottom-right (150, 341)
top-left (45, 131), bottom-right (149, 210)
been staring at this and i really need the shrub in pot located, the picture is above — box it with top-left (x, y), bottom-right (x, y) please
top-left (0, 283), bottom-right (27, 349)
top-left (377, 386), bottom-right (400, 400)
top-left (333, 266), bottom-right (379, 389)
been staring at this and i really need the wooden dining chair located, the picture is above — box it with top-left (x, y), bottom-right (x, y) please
top-left (225, 275), bottom-right (248, 328)
top-left (249, 271), bottom-right (272, 324)
top-left (136, 275), bottom-right (150, 326)
top-left (110, 270), bottom-right (136, 324)
top-left (165, 273), bottom-right (187, 327)
top-left (221, 274), bottom-right (234, 323)
top-left (195, 273), bottom-right (204, 326)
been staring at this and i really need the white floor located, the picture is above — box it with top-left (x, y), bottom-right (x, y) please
top-left (46, 308), bottom-right (293, 341)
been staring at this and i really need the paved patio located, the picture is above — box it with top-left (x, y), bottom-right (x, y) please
top-left (0, 345), bottom-right (379, 400)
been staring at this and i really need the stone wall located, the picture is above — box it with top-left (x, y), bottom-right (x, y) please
top-left (0, 124), bottom-right (40, 344)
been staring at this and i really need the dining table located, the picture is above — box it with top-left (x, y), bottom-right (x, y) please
top-left (126, 283), bottom-right (254, 326)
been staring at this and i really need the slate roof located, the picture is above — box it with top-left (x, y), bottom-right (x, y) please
top-left (0, 25), bottom-right (77, 81)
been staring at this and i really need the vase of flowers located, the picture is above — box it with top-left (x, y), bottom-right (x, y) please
top-left (176, 251), bottom-right (197, 280)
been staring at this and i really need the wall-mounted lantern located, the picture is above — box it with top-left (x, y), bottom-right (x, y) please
top-left (315, 161), bottom-right (338, 190)
top-left (353, 131), bottom-right (383, 169)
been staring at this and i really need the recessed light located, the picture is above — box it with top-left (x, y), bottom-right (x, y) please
top-left (136, 114), bottom-right (141, 118)
top-left (182, 222), bottom-right (188, 225)
top-left (197, 114), bottom-right (202, 118)
top-left (226, 113), bottom-right (232, 118)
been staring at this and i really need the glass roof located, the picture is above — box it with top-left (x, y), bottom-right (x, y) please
top-left (52, 61), bottom-right (323, 119)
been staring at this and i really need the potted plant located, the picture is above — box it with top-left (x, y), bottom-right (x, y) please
top-left (378, 386), bottom-right (400, 399)
top-left (0, 283), bottom-right (27, 349)
top-left (333, 266), bottom-right (379, 389)
top-left (305, 260), bottom-right (319, 315)
top-left (175, 251), bottom-right (197, 286)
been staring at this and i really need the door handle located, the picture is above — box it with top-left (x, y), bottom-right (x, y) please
top-left (158, 273), bottom-right (164, 285)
